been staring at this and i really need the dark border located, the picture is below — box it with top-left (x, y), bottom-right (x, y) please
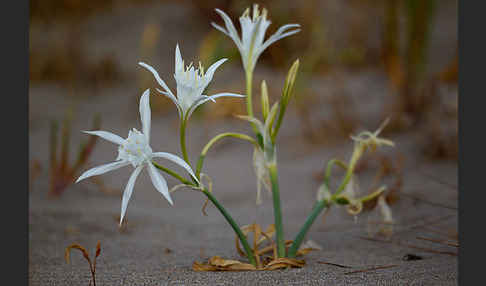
top-left (458, 0), bottom-right (483, 285)
top-left (4, 0), bottom-right (29, 284)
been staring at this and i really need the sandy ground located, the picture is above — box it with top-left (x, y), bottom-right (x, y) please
top-left (29, 2), bottom-right (457, 285)
top-left (28, 85), bottom-right (458, 285)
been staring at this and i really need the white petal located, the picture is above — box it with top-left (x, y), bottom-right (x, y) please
top-left (214, 8), bottom-right (242, 50)
top-left (273, 24), bottom-right (301, 37)
top-left (155, 88), bottom-right (182, 117)
top-left (120, 165), bottom-right (143, 225)
top-left (211, 22), bottom-right (230, 36)
top-left (76, 160), bottom-right (129, 183)
top-left (203, 58), bottom-right (227, 86)
top-left (175, 44), bottom-right (184, 73)
top-left (152, 152), bottom-right (198, 183)
top-left (82, 130), bottom-right (125, 145)
top-left (186, 95), bottom-right (211, 118)
top-left (186, 93), bottom-right (244, 118)
top-left (139, 89), bottom-right (151, 142)
top-left (259, 26), bottom-right (301, 55)
top-left (208, 92), bottom-right (245, 100)
top-left (138, 62), bottom-right (175, 98)
top-left (147, 162), bottom-right (173, 205)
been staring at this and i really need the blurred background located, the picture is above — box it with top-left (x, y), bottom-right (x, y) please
top-left (29, 1), bottom-right (457, 281)
top-left (29, 0), bottom-right (457, 194)
top-left (29, 0), bottom-right (457, 155)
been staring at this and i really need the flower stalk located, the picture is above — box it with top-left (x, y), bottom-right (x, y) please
top-left (268, 163), bottom-right (285, 257)
top-left (245, 71), bottom-right (258, 134)
top-left (153, 161), bottom-right (257, 266)
top-left (202, 188), bottom-right (257, 266)
top-left (196, 132), bottom-right (257, 178)
top-left (180, 118), bottom-right (191, 166)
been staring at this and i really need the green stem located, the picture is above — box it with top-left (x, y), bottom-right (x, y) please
top-left (245, 71), bottom-right (259, 135)
top-left (331, 145), bottom-right (363, 199)
top-left (153, 162), bottom-right (256, 266)
top-left (196, 132), bottom-right (257, 178)
top-left (152, 161), bottom-right (192, 186)
top-left (202, 189), bottom-right (257, 266)
top-left (324, 159), bottom-right (348, 185)
top-left (287, 200), bottom-right (329, 258)
top-left (180, 118), bottom-right (191, 166)
top-left (269, 164), bottom-right (285, 257)
top-left (246, 71), bottom-right (254, 118)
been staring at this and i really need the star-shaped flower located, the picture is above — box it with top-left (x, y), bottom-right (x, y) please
top-left (139, 45), bottom-right (244, 120)
top-left (212, 4), bottom-right (301, 73)
top-left (76, 90), bottom-right (197, 224)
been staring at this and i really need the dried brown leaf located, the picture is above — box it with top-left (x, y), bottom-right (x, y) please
top-left (95, 241), bottom-right (101, 258)
top-left (193, 256), bottom-right (257, 271)
top-left (192, 261), bottom-right (218, 271)
top-left (295, 248), bottom-right (315, 256)
top-left (199, 223), bottom-right (310, 272)
top-left (264, 258), bottom-right (305, 270)
top-left (65, 243), bottom-right (91, 265)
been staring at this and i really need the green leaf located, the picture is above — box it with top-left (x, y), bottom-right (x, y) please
top-left (282, 59), bottom-right (300, 105)
top-left (272, 59), bottom-right (300, 140)
top-left (261, 80), bottom-right (269, 121)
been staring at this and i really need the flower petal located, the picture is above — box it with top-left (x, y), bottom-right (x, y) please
top-left (76, 160), bottom-right (129, 183)
top-left (186, 96), bottom-right (211, 118)
top-left (209, 92), bottom-right (245, 100)
top-left (82, 130), bottom-right (125, 145)
top-left (147, 162), bottom-right (173, 205)
top-left (120, 165), bottom-right (143, 225)
top-left (259, 24), bottom-right (301, 55)
top-left (214, 8), bottom-right (242, 50)
top-left (152, 152), bottom-right (199, 183)
top-left (175, 44), bottom-right (184, 73)
top-left (138, 62), bottom-right (175, 98)
top-left (155, 88), bottom-right (182, 116)
top-left (139, 89), bottom-right (151, 142)
top-left (211, 22), bottom-right (230, 37)
top-left (203, 58), bottom-right (227, 87)
top-left (186, 93), bottom-right (244, 118)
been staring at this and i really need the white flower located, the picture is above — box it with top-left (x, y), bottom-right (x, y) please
top-left (212, 4), bottom-right (301, 73)
top-left (139, 45), bottom-right (244, 119)
top-left (76, 90), bottom-right (197, 224)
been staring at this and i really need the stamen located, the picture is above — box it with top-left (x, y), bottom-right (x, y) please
top-left (242, 8), bottom-right (249, 18)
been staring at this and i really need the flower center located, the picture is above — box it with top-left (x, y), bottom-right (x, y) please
top-left (117, 128), bottom-right (153, 167)
top-left (175, 62), bottom-right (207, 112)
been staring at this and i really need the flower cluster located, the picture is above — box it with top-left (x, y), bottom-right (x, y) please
top-left (75, 3), bottom-right (398, 268)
